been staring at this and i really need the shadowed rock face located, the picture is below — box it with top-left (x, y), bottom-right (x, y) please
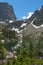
top-left (28, 6), bottom-right (43, 26)
top-left (0, 2), bottom-right (17, 22)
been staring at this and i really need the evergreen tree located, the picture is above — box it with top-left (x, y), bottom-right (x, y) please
top-left (0, 42), bottom-right (7, 60)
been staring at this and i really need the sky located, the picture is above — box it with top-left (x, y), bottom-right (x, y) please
top-left (0, 0), bottom-right (43, 20)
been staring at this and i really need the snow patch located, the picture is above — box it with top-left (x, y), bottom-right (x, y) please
top-left (32, 24), bottom-right (43, 29)
top-left (21, 23), bottom-right (27, 28)
top-left (11, 27), bottom-right (19, 31)
top-left (11, 27), bottom-right (20, 33)
top-left (31, 18), bottom-right (43, 29)
top-left (9, 20), bottom-right (14, 23)
top-left (22, 12), bottom-right (33, 19)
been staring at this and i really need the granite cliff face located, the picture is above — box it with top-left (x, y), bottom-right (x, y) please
top-left (0, 2), bottom-right (16, 22)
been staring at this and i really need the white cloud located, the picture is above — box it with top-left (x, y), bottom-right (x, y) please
top-left (22, 12), bottom-right (33, 19)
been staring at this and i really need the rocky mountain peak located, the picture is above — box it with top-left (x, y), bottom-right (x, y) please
top-left (27, 6), bottom-right (43, 27)
top-left (0, 2), bottom-right (17, 22)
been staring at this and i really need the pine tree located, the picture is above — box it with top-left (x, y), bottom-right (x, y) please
top-left (0, 42), bottom-right (7, 60)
